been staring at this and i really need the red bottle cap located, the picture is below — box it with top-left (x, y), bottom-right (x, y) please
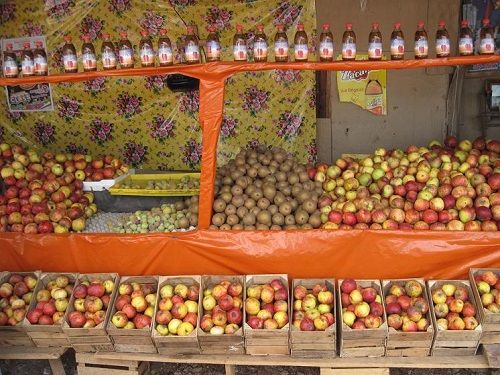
top-left (23, 42), bottom-right (30, 49)
top-left (297, 22), bottom-right (304, 31)
top-left (82, 34), bottom-right (91, 42)
top-left (6, 43), bottom-right (13, 49)
top-left (101, 32), bottom-right (110, 39)
top-left (257, 24), bottom-right (264, 32)
top-left (187, 26), bottom-right (194, 33)
top-left (236, 24), bottom-right (243, 32)
top-left (372, 22), bottom-right (379, 29)
top-left (35, 41), bottom-right (43, 48)
top-left (345, 23), bottom-right (353, 30)
top-left (438, 20), bottom-right (446, 28)
top-left (140, 30), bottom-right (149, 37)
top-left (322, 23), bottom-right (330, 30)
top-left (394, 22), bottom-right (401, 29)
top-left (119, 31), bottom-right (128, 39)
top-left (159, 29), bottom-right (167, 36)
top-left (276, 24), bottom-right (284, 31)
top-left (417, 21), bottom-right (425, 28)
top-left (64, 36), bottom-right (72, 43)
top-left (461, 20), bottom-right (469, 27)
top-left (482, 18), bottom-right (490, 26)
top-left (207, 25), bottom-right (216, 33)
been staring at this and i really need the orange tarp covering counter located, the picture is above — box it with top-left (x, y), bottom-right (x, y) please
top-left (1, 56), bottom-right (500, 278)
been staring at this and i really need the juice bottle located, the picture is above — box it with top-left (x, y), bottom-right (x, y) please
top-left (342, 23), bottom-right (356, 60)
top-left (118, 31), bottom-right (134, 68)
top-left (206, 25), bottom-right (221, 62)
top-left (21, 42), bottom-right (35, 76)
top-left (435, 21), bottom-right (450, 58)
top-left (3, 43), bottom-right (18, 78)
top-left (185, 26), bottom-right (201, 64)
top-left (233, 24), bottom-right (247, 62)
top-left (274, 24), bottom-right (289, 62)
top-left (253, 24), bottom-right (268, 62)
top-left (81, 34), bottom-right (97, 72)
top-left (33, 41), bottom-right (48, 76)
top-left (368, 22), bottom-right (383, 60)
top-left (458, 20), bottom-right (474, 56)
top-left (62, 36), bottom-right (77, 73)
top-left (414, 21), bottom-right (428, 59)
top-left (101, 33), bottom-right (117, 70)
top-left (479, 18), bottom-right (495, 55)
top-left (294, 22), bottom-right (308, 61)
top-left (319, 23), bottom-right (334, 62)
top-left (158, 29), bottom-right (173, 66)
top-left (390, 22), bottom-right (405, 60)
top-left (139, 30), bottom-right (155, 67)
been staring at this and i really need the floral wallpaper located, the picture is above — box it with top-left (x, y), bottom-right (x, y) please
top-left (0, 0), bottom-right (317, 169)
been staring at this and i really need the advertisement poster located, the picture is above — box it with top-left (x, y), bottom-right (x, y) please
top-left (1, 36), bottom-right (53, 112)
top-left (336, 55), bottom-right (387, 116)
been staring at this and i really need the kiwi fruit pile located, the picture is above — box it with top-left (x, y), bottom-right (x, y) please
top-left (210, 147), bottom-right (322, 230)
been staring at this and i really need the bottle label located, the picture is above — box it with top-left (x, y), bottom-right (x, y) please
top-left (253, 41), bottom-right (268, 59)
top-left (185, 44), bottom-right (200, 62)
top-left (342, 42), bottom-right (356, 59)
top-left (62, 53), bottom-right (77, 70)
top-left (390, 38), bottom-right (405, 56)
top-left (119, 47), bottom-right (133, 66)
top-left (414, 40), bottom-right (428, 57)
top-left (480, 37), bottom-right (495, 54)
top-left (458, 37), bottom-right (473, 54)
top-left (158, 45), bottom-right (173, 64)
top-left (140, 46), bottom-right (154, 65)
top-left (368, 42), bottom-right (382, 59)
top-left (294, 43), bottom-right (308, 60)
top-left (34, 55), bottom-right (47, 74)
top-left (82, 52), bottom-right (97, 70)
top-left (436, 38), bottom-right (450, 55)
top-left (102, 50), bottom-right (117, 68)
top-left (319, 40), bottom-right (334, 59)
top-left (274, 41), bottom-right (289, 58)
top-left (366, 92), bottom-right (384, 115)
top-left (233, 44), bottom-right (247, 61)
top-left (3, 59), bottom-right (18, 76)
top-left (21, 57), bottom-right (34, 75)
top-left (206, 40), bottom-right (221, 60)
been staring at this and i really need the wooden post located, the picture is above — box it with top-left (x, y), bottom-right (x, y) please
top-left (48, 359), bottom-right (66, 375)
top-left (225, 364), bottom-right (236, 375)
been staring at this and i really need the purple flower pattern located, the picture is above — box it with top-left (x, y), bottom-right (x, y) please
top-left (57, 95), bottom-right (81, 122)
top-left (122, 142), bottom-right (148, 167)
top-left (220, 115), bottom-right (238, 141)
top-left (148, 115), bottom-right (175, 143)
top-left (65, 143), bottom-right (88, 155)
top-left (273, 69), bottom-right (303, 86)
top-left (273, 1), bottom-right (302, 27)
top-left (6, 111), bottom-right (25, 124)
top-left (168, 0), bottom-right (197, 8)
top-left (80, 16), bottom-right (104, 41)
top-left (87, 118), bottom-right (114, 146)
top-left (140, 10), bottom-right (164, 36)
top-left (108, 0), bottom-right (132, 15)
top-left (181, 138), bottom-right (202, 169)
top-left (83, 77), bottom-right (107, 96)
top-left (22, 21), bottom-right (43, 36)
top-left (305, 140), bottom-right (317, 164)
top-left (241, 85), bottom-right (270, 116)
top-left (144, 75), bottom-right (169, 93)
top-left (177, 90), bottom-right (199, 118)
top-left (203, 5), bottom-right (232, 31)
top-left (33, 121), bottom-right (55, 146)
top-left (0, 3), bottom-right (16, 24)
top-left (275, 111), bottom-right (304, 141)
top-left (45, 0), bottom-right (75, 20)
top-left (116, 92), bottom-right (142, 119)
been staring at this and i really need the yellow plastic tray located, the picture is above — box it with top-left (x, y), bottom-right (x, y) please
top-left (109, 173), bottom-right (200, 196)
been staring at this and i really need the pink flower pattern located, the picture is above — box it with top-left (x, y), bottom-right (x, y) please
top-left (148, 115), bottom-right (175, 143)
top-left (169, 0), bottom-right (197, 8)
top-left (140, 10), bottom-right (164, 36)
top-left (220, 115), bottom-right (238, 141)
top-left (44, 0), bottom-right (75, 20)
top-left (181, 138), bottom-right (202, 169)
top-left (65, 143), bottom-right (88, 154)
top-left (116, 92), bottom-right (142, 119)
top-left (144, 75), bottom-right (169, 93)
top-left (83, 77), bottom-right (107, 96)
top-left (80, 15), bottom-right (104, 41)
top-left (6, 111), bottom-right (25, 124)
top-left (87, 118), bottom-right (114, 146)
top-left (306, 88), bottom-right (316, 109)
top-left (305, 140), bottom-right (317, 163)
top-left (0, 3), bottom-right (16, 23)
top-left (273, 69), bottom-right (303, 87)
top-left (57, 95), bottom-right (81, 122)
top-left (122, 141), bottom-right (148, 167)
top-left (22, 21), bottom-right (43, 36)
top-left (50, 44), bottom-right (64, 70)
top-left (273, 1), bottom-right (302, 27)
top-left (241, 85), bottom-right (270, 116)
top-left (275, 111), bottom-right (304, 141)
top-left (33, 121), bottom-right (56, 146)
top-left (203, 5), bottom-right (233, 31)
top-left (108, 0), bottom-right (132, 16)
top-left (177, 90), bottom-right (199, 118)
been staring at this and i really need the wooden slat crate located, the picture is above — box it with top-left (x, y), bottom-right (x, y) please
top-left (152, 275), bottom-right (201, 355)
top-left (106, 275), bottom-right (158, 354)
top-left (76, 352), bottom-right (150, 375)
top-left (197, 275), bottom-right (245, 355)
top-left (337, 279), bottom-right (388, 358)
top-left (469, 268), bottom-right (500, 344)
top-left (24, 272), bottom-right (78, 347)
top-left (0, 271), bottom-right (41, 347)
top-left (382, 279), bottom-right (434, 357)
top-left (244, 274), bottom-right (290, 356)
top-left (428, 280), bottom-right (482, 356)
top-left (290, 278), bottom-right (336, 358)
top-left (62, 273), bottom-right (119, 353)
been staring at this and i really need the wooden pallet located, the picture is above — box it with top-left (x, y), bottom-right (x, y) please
top-left (0, 346), bottom-right (67, 375)
top-left (76, 352), bottom-right (150, 375)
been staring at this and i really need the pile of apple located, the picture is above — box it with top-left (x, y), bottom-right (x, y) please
top-left (244, 278), bottom-right (289, 330)
top-left (474, 271), bottom-right (499, 313)
top-left (292, 283), bottom-right (335, 331)
top-left (155, 282), bottom-right (199, 336)
top-left (67, 278), bottom-right (114, 328)
top-left (312, 137), bottom-right (499, 231)
top-left (0, 274), bottom-right (37, 326)
top-left (431, 283), bottom-right (479, 330)
top-left (384, 280), bottom-right (430, 332)
top-left (111, 281), bottom-right (156, 330)
top-left (26, 275), bottom-right (74, 325)
top-left (200, 280), bottom-right (244, 335)
top-left (340, 279), bottom-right (384, 330)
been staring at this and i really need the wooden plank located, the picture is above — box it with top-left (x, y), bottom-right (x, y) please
top-left (0, 347), bottom-right (66, 360)
top-left (483, 344), bottom-right (500, 369)
top-left (48, 359), bottom-right (66, 375)
top-left (321, 369), bottom-right (389, 375)
top-left (225, 364), bottom-right (236, 375)
top-left (76, 353), bottom-right (140, 368)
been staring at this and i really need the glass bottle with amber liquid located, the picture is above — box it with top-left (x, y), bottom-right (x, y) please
top-left (139, 30), bottom-right (155, 67)
top-left (118, 31), bottom-right (134, 68)
top-left (81, 34), bottom-right (97, 72)
top-left (101, 33), bottom-right (117, 70)
top-left (233, 24), bottom-right (247, 62)
top-left (206, 26), bottom-right (221, 62)
top-left (158, 29), bottom-right (173, 66)
top-left (368, 22), bottom-right (383, 60)
top-left (3, 43), bottom-right (18, 78)
top-left (435, 21), bottom-right (450, 58)
top-left (294, 22), bottom-right (308, 61)
top-left (253, 24), bottom-right (268, 62)
top-left (33, 41), bottom-right (48, 76)
top-left (342, 23), bottom-right (356, 60)
top-left (479, 18), bottom-right (495, 55)
top-left (21, 42), bottom-right (34, 76)
top-left (414, 21), bottom-right (429, 59)
top-left (319, 23), bottom-right (334, 62)
top-left (390, 22), bottom-right (405, 60)
top-left (458, 20), bottom-right (474, 56)
top-left (274, 24), bottom-right (289, 62)
top-left (62, 36), bottom-right (77, 73)
top-left (185, 26), bottom-right (201, 64)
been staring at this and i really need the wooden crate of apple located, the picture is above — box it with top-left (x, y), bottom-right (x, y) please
top-left (197, 276), bottom-right (245, 355)
top-left (153, 276), bottom-right (201, 355)
top-left (63, 273), bottom-right (117, 352)
top-left (338, 279), bottom-right (387, 358)
top-left (244, 275), bottom-right (289, 355)
top-left (107, 276), bottom-right (158, 353)
top-left (382, 279), bottom-right (433, 357)
top-left (0, 272), bottom-right (39, 347)
top-left (24, 273), bottom-right (76, 347)
top-left (428, 280), bottom-right (482, 356)
top-left (290, 279), bottom-right (336, 358)
top-left (470, 268), bottom-right (500, 344)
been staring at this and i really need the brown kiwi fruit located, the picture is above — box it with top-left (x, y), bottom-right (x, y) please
top-left (291, 184), bottom-right (303, 198)
top-left (298, 171), bottom-right (309, 182)
top-left (232, 224), bottom-right (244, 230)
top-left (212, 213), bottom-right (226, 226)
top-left (251, 189), bottom-right (263, 201)
top-left (250, 206), bottom-right (261, 216)
top-left (236, 206), bottom-right (248, 219)
top-left (287, 173), bottom-right (299, 185)
top-left (247, 166), bottom-right (258, 178)
top-left (220, 185), bottom-right (231, 193)
top-left (270, 224), bottom-right (282, 230)
top-left (280, 185), bottom-right (292, 197)
top-left (308, 212), bottom-right (321, 228)
top-left (297, 190), bottom-right (311, 203)
top-left (284, 214), bottom-right (295, 225)
top-left (244, 198), bottom-right (256, 210)
top-left (256, 223), bottom-right (269, 230)
top-left (245, 185), bottom-right (256, 196)
top-left (289, 199), bottom-right (298, 211)
top-left (294, 209), bottom-right (309, 225)
top-left (244, 225), bottom-right (256, 230)
top-left (223, 176), bottom-right (233, 185)
top-left (275, 171), bottom-right (287, 182)
top-left (274, 192), bottom-right (286, 206)
top-left (213, 198), bottom-right (226, 213)
top-left (208, 224), bottom-right (218, 230)
top-left (231, 185), bottom-right (243, 196)
top-left (272, 212), bottom-right (285, 226)
top-left (174, 201), bottom-right (185, 211)
top-left (257, 197), bottom-right (270, 210)
top-left (254, 180), bottom-right (263, 189)
top-left (268, 204), bottom-right (278, 215)
top-left (263, 185), bottom-right (277, 201)
top-left (226, 214), bottom-right (239, 226)
top-left (236, 176), bottom-right (248, 189)
top-left (256, 210), bottom-right (272, 225)
top-left (231, 195), bottom-right (244, 208)
top-left (242, 213), bottom-right (256, 226)
top-left (302, 199), bottom-right (317, 214)
top-left (285, 224), bottom-right (297, 230)
top-left (278, 201), bottom-right (292, 216)
top-left (220, 224), bottom-right (232, 230)
top-left (301, 223), bottom-right (313, 229)
top-left (178, 217), bottom-right (190, 229)
top-left (189, 216), bottom-right (198, 226)
top-left (230, 170), bottom-right (242, 181)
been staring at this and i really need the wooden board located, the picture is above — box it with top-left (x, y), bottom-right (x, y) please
top-left (470, 268), bottom-right (500, 344)
top-left (76, 352), bottom-right (150, 375)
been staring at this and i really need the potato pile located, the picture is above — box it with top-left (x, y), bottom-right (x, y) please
top-left (210, 147), bottom-right (321, 230)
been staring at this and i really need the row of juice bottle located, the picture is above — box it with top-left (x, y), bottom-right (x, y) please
top-left (3, 19), bottom-right (496, 77)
